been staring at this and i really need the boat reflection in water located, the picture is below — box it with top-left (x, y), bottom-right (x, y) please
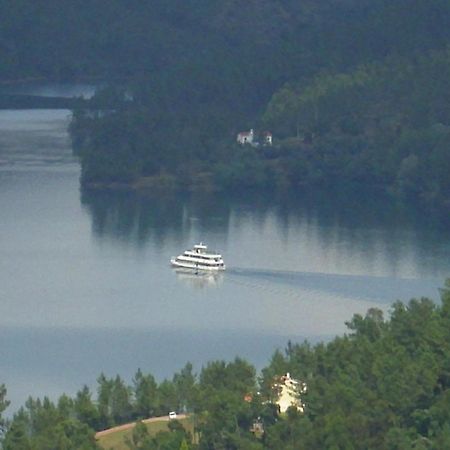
top-left (173, 268), bottom-right (224, 289)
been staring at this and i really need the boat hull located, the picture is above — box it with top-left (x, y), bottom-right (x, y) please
top-left (170, 259), bottom-right (226, 271)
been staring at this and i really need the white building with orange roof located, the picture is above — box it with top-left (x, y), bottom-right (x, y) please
top-left (237, 128), bottom-right (254, 145)
top-left (261, 131), bottom-right (273, 145)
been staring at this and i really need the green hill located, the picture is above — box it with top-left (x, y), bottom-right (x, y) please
top-left (2, 0), bottom-right (450, 208)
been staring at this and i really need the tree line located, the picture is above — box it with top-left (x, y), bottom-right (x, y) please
top-left (2, 280), bottom-right (450, 449)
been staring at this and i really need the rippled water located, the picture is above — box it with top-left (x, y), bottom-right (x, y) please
top-left (0, 94), bottom-right (449, 413)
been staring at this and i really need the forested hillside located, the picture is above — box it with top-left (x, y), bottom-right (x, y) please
top-left (263, 50), bottom-right (450, 206)
top-left (2, 0), bottom-right (450, 207)
top-left (2, 281), bottom-right (450, 449)
top-left (3, 1), bottom-right (450, 82)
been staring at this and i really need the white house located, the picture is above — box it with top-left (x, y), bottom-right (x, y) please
top-left (275, 373), bottom-right (306, 413)
top-left (237, 129), bottom-right (273, 146)
top-left (262, 131), bottom-right (273, 146)
top-left (237, 129), bottom-right (254, 145)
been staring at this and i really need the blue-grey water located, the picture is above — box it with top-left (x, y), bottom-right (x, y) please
top-left (0, 86), bottom-right (449, 414)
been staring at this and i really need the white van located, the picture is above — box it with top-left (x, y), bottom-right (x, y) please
top-left (168, 411), bottom-right (177, 419)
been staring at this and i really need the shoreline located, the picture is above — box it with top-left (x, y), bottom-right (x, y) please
top-left (0, 75), bottom-right (107, 86)
top-left (80, 177), bottom-right (450, 222)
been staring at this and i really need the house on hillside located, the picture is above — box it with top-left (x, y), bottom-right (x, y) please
top-left (237, 129), bottom-right (254, 145)
top-left (261, 131), bottom-right (273, 146)
top-left (236, 128), bottom-right (273, 146)
top-left (274, 373), bottom-right (306, 413)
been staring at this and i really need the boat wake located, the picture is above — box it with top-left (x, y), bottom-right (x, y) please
top-left (225, 267), bottom-right (442, 304)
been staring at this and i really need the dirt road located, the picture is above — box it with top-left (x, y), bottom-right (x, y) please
top-left (95, 413), bottom-right (188, 438)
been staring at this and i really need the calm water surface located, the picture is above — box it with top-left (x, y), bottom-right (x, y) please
top-left (0, 96), bottom-right (449, 413)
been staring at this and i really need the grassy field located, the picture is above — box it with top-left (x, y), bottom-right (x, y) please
top-left (96, 416), bottom-right (195, 450)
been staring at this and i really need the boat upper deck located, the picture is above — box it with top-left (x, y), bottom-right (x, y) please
top-left (184, 250), bottom-right (222, 259)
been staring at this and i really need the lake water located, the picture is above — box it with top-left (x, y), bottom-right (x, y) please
top-left (0, 89), bottom-right (449, 414)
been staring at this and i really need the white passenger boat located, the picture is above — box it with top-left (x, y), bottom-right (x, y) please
top-left (171, 243), bottom-right (226, 271)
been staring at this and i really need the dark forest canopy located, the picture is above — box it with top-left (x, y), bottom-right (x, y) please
top-left (3, 0), bottom-right (450, 81)
top-left (2, 281), bottom-right (450, 449)
top-left (2, 0), bottom-right (450, 209)
top-left (263, 50), bottom-right (450, 206)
